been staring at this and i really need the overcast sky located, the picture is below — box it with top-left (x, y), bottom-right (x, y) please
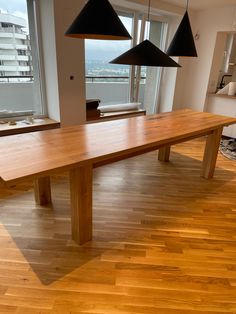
top-left (0, 0), bottom-right (27, 21)
top-left (0, 0), bottom-right (26, 13)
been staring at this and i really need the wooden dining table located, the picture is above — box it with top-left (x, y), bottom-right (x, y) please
top-left (1, 109), bottom-right (236, 245)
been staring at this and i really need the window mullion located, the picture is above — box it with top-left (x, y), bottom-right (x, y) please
top-left (134, 14), bottom-right (146, 103)
top-left (129, 12), bottom-right (139, 102)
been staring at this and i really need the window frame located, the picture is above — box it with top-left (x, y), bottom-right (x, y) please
top-left (115, 5), bottom-right (169, 108)
top-left (0, 0), bottom-right (47, 120)
top-left (27, 0), bottom-right (47, 118)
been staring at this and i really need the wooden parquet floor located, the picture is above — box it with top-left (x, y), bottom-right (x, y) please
top-left (0, 138), bottom-right (236, 313)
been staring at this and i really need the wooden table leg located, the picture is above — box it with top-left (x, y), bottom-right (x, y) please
top-left (202, 127), bottom-right (223, 179)
top-left (70, 165), bottom-right (93, 245)
top-left (34, 176), bottom-right (52, 205)
top-left (158, 146), bottom-right (171, 161)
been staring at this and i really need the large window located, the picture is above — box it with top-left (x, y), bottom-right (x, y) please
top-left (85, 8), bottom-right (167, 114)
top-left (0, 0), bottom-right (45, 119)
top-left (85, 13), bottom-right (133, 106)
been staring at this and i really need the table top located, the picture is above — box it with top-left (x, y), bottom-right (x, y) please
top-left (0, 109), bottom-right (236, 185)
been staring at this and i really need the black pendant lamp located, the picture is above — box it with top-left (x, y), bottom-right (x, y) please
top-left (166, 0), bottom-right (197, 57)
top-left (110, 39), bottom-right (180, 67)
top-left (110, 0), bottom-right (180, 67)
top-left (65, 0), bottom-right (132, 40)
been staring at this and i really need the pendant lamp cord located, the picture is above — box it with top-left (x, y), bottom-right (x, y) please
top-left (186, 0), bottom-right (189, 11)
top-left (147, 0), bottom-right (151, 22)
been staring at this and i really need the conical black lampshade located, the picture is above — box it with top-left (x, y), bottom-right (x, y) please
top-left (166, 11), bottom-right (197, 57)
top-left (65, 0), bottom-right (132, 40)
top-left (110, 40), bottom-right (181, 67)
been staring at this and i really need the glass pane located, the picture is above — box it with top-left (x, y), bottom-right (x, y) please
top-left (135, 19), bottom-right (149, 106)
top-left (85, 14), bottom-right (133, 106)
top-left (0, 0), bottom-right (44, 118)
top-left (137, 20), bottom-right (164, 114)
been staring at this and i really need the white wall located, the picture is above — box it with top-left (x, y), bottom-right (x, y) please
top-left (39, 0), bottom-right (86, 127)
top-left (112, 0), bottom-right (183, 16)
top-left (39, 0), bottom-right (60, 121)
top-left (158, 15), bottom-right (182, 113)
top-left (53, 0), bottom-right (86, 127)
top-left (173, 5), bottom-right (236, 112)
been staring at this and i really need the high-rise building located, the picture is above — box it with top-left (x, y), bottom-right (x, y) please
top-left (0, 12), bottom-right (32, 82)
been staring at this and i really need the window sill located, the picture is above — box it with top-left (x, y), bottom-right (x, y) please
top-left (87, 109), bottom-right (146, 123)
top-left (0, 118), bottom-right (60, 137)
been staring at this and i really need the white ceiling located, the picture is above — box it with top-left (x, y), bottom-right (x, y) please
top-left (162, 0), bottom-right (236, 11)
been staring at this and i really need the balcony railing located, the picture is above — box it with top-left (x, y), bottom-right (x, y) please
top-left (0, 75), bottom-right (145, 83)
top-left (86, 76), bottom-right (146, 106)
top-left (0, 27), bottom-right (25, 34)
top-left (86, 75), bottom-right (146, 82)
top-left (0, 75), bottom-right (33, 82)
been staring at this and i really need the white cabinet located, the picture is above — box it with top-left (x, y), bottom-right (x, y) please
top-left (205, 94), bottom-right (236, 138)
